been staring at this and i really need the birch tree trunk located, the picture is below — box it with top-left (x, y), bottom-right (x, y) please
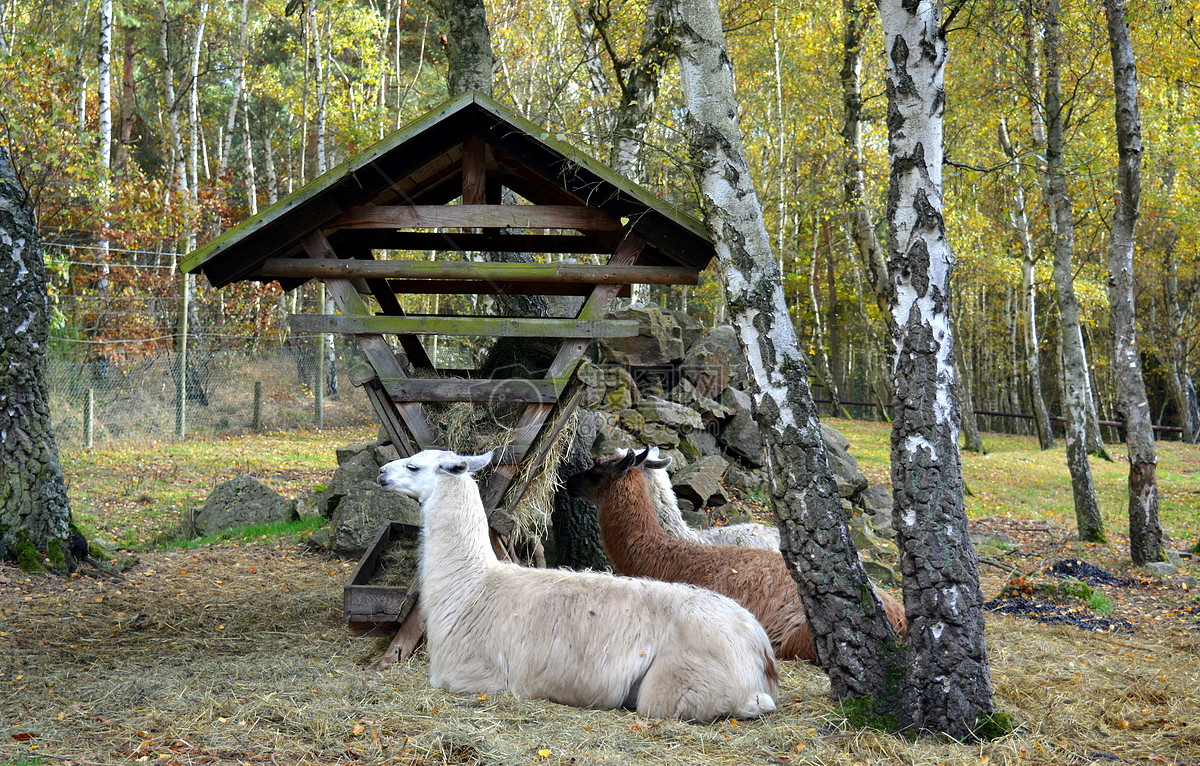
top-left (882, 0), bottom-right (994, 735)
top-left (997, 119), bottom-right (1054, 449)
top-left (1044, 0), bottom-right (1105, 542)
top-left (187, 2), bottom-right (208, 207)
top-left (669, 0), bottom-right (905, 712)
top-left (841, 0), bottom-right (891, 325)
top-left (218, 0), bottom-right (249, 178)
top-left (1103, 0), bottom-right (1165, 565)
top-left (97, 0), bottom-right (112, 266)
top-left (0, 147), bottom-right (73, 565)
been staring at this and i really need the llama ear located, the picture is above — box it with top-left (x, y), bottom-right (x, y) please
top-left (438, 460), bottom-right (468, 476)
top-left (644, 453), bottom-right (672, 470)
top-left (463, 450), bottom-right (495, 473)
top-left (615, 449), bottom-right (637, 474)
top-left (633, 447), bottom-right (653, 466)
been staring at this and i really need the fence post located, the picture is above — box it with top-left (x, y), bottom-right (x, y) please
top-left (315, 281), bottom-right (326, 428)
top-left (176, 270), bottom-right (189, 440)
top-left (252, 380), bottom-right (263, 431)
top-left (85, 388), bottom-right (95, 450)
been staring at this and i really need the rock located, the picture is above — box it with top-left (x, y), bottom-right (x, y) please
top-left (677, 497), bottom-right (695, 513)
top-left (306, 526), bottom-right (331, 552)
top-left (680, 509), bottom-right (707, 529)
top-left (597, 305), bottom-right (686, 366)
top-left (604, 386), bottom-right (633, 411)
top-left (332, 450), bottom-right (387, 497)
top-left (660, 448), bottom-right (689, 471)
top-left (614, 408), bottom-right (646, 434)
top-left (660, 307), bottom-right (706, 349)
top-left (671, 454), bottom-right (730, 509)
top-left (847, 514), bottom-right (887, 557)
top-left (329, 486), bottom-right (422, 559)
top-left (678, 429), bottom-right (721, 461)
top-left (681, 326), bottom-right (748, 398)
top-left (862, 561), bottom-right (897, 585)
top-left (594, 419), bottom-right (638, 456)
top-left (294, 484), bottom-right (338, 520)
top-left (820, 423), bottom-right (869, 500)
top-left (1143, 561), bottom-right (1177, 576)
top-left (1165, 549), bottom-right (1185, 567)
top-left (640, 422), bottom-right (681, 448)
top-left (720, 388), bottom-right (764, 466)
top-left (336, 442), bottom-right (377, 466)
top-left (858, 484), bottom-right (892, 516)
top-left (194, 475), bottom-right (297, 537)
top-left (723, 465), bottom-right (767, 496)
top-left (636, 395), bottom-right (704, 431)
top-left (671, 378), bottom-right (733, 427)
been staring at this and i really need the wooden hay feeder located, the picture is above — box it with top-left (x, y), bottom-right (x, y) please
top-left (182, 91), bottom-right (717, 659)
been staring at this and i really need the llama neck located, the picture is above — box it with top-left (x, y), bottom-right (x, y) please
top-left (596, 468), bottom-right (674, 575)
top-left (646, 468), bottom-right (701, 542)
top-left (419, 474), bottom-right (497, 589)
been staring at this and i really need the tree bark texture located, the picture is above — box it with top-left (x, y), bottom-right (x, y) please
top-left (1103, 0), bottom-right (1164, 565)
top-left (0, 147), bottom-right (73, 559)
top-left (882, 0), bottom-right (993, 737)
top-left (670, 0), bottom-right (902, 704)
top-left (434, 0), bottom-right (494, 96)
top-left (1043, 0), bottom-right (1105, 542)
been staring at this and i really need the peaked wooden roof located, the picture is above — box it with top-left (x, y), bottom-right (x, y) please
top-left (182, 91), bottom-right (715, 288)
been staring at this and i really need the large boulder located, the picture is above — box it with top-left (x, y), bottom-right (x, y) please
top-left (194, 475), bottom-right (297, 536)
top-left (659, 307), bottom-right (706, 349)
top-left (325, 443), bottom-right (422, 558)
top-left (719, 387), bottom-right (764, 466)
top-left (681, 325), bottom-right (748, 399)
top-left (597, 305), bottom-right (686, 366)
top-left (671, 454), bottom-right (730, 509)
top-left (636, 395), bottom-right (704, 431)
top-left (820, 423), bottom-right (869, 500)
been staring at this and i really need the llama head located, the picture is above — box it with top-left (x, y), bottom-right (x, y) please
top-left (378, 448), bottom-right (494, 504)
top-left (566, 447), bottom-right (671, 503)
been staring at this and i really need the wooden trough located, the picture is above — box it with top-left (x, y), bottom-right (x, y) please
top-left (181, 91), bottom-right (718, 662)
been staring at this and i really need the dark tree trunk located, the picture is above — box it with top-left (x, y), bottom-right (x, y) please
top-left (1043, 0), bottom-right (1105, 542)
top-left (1103, 0), bottom-right (1165, 565)
top-left (881, 0), bottom-right (994, 737)
top-left (670, 0), bottom-right (903, 708)
top-left (0, 147), bottom-right (73, 566)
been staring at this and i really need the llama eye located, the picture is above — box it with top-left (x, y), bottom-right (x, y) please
top-left (407, 464), bottom-right (419, 472)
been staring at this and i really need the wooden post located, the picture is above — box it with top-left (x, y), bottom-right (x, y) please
top-left (251, 380), bottom-right (263, 431)
top-left (175, 270), bottom-right (189, 440)
top-left (315, 281), bottom-right (326, 428)
top-left (85, 388), bottom-right (95, 450)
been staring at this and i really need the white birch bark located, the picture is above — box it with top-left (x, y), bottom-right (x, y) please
top-left (187, 1), bottom-right (208, 207)
top-left (881, 0), bottom-right (993, 736)
top-left (97, 0), bottom-right (112, 266)
top-left (218, 0), bottom-right (249, 178)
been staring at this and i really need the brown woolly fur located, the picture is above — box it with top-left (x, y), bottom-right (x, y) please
top-left (567, 451), bottom-right (907, 662)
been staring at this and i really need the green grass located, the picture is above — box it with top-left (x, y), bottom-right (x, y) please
top-left (61, 425), bottom-right (376, 548)
top-left (162, 516), bottom-right (329, 550)
top-left (828, 417), bottom-right (1200, 549)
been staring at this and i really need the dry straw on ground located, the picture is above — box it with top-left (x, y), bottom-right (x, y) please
top-left (3, 540), bottom-right (1198, 766)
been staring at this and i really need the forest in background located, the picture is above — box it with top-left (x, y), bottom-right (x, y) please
top-left (2, 0), bottom-right (1199, 437)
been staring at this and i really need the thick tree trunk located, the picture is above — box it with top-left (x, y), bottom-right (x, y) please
top-left (882, 0), bottom-right (993, 736)
top-left (1103, 0), bottom-right (1165, 565)
top-left (0, 148), bottom-right (73, 564)
top-left (670, 0), bottom-right (903, 707)
top-left (435, 0), bottom-right (493, 95)
top-left (1043, 0), bottom-right (1105, 542)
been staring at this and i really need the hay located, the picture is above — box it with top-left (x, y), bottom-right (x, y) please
top-left (3, 545), bottom-right (1200, 766)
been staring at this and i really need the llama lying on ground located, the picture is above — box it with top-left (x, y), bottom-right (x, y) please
top-left (567, 449), bottom-right (907, 662)
top-left (638, 447), bottom-right (781, 550)
top-left (377, 448), bottom-right (779, 722)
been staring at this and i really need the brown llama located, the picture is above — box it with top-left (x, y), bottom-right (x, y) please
top-left (566, 448), bottom-right (907, 662)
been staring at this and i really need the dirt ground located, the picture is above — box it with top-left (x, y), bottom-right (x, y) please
top-left (2, 517), bottom-right (1199, 766)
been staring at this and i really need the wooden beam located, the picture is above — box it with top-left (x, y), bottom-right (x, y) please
top-left (462, 133), bottom-right (486, 205)
top-left (300, 229), bottom-right (439, 451)
top-left (381, 378), bottom-right (559, 404)
top-left (343, 244), bottom-right (435, 370)
top-left (329, 204), bottom-right (623, 232)
top-left (289, 314), bottom-right (639, 338)
top-left (259, 258), bottom-right (698, 285)
top-left (337, 232), bottom-right (612, 254)
top-left (382, 279), bottom-right (632, 297)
